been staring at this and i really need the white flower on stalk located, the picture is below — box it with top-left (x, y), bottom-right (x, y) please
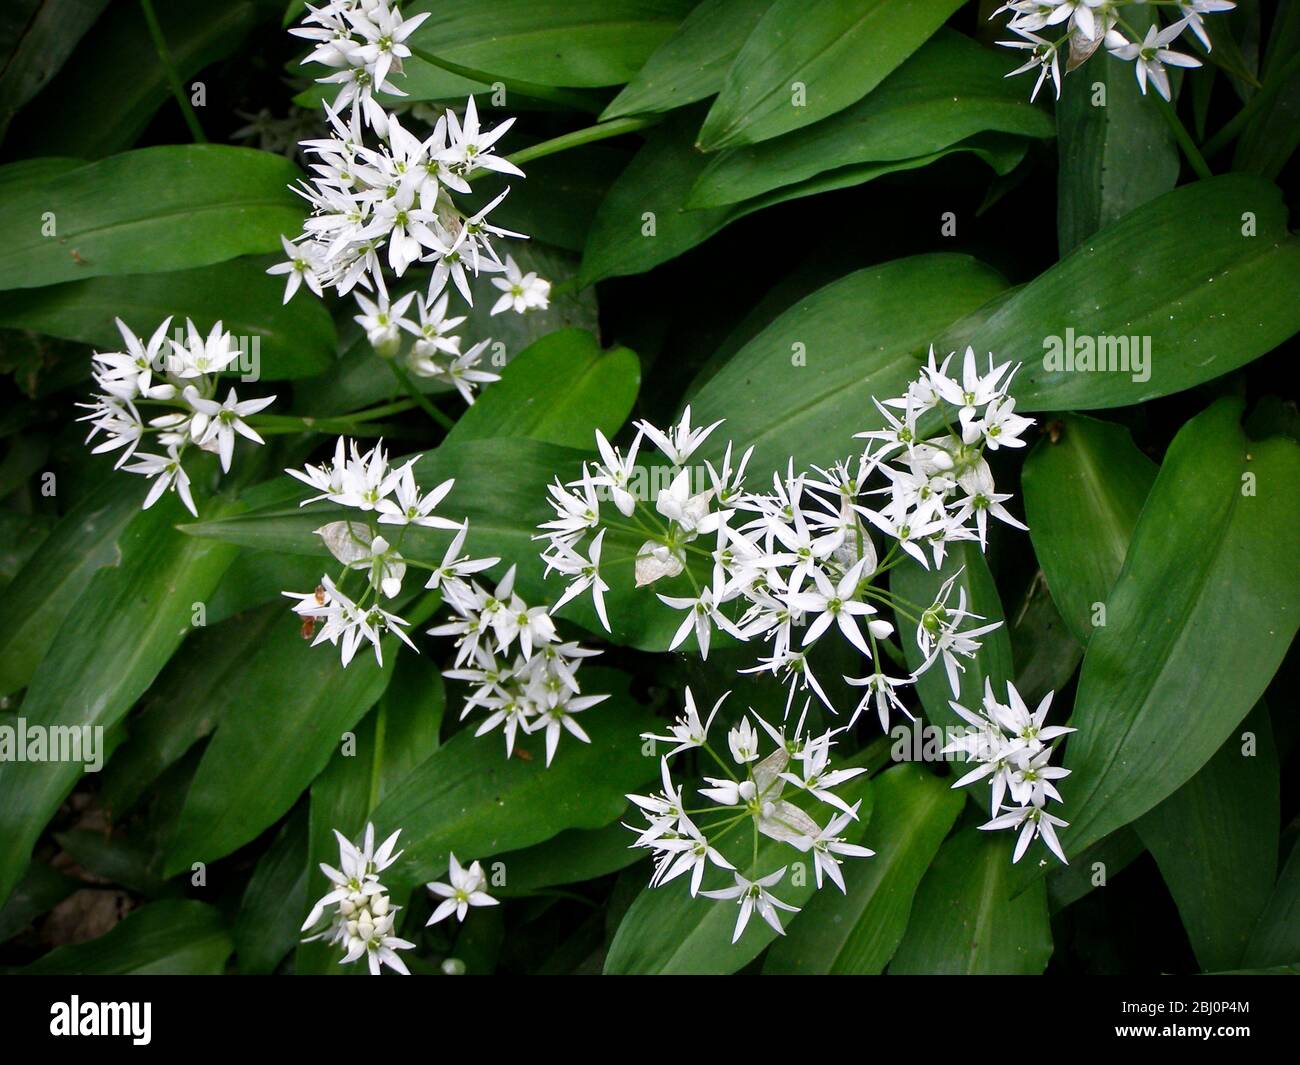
top-left (1178, 1), bottom-right (1237, 51)
top-left (700, 868), bottom-right (801, 943)
top-left (184, 386), bottom-right (275, 473)
top-left (91, 317), bottom-right (175, 400)
top-left (123, 448), bottom-right (197, 516)
top-left (785, 557), bottom-right (893, 656)
top-left (981, 801), bottom-right (1070, 864)
top-left (489, 254), bottom-right (551, 315)
top-left (426, 853), bottom-right (498, 925)
top-left (439, 95), bottom-right (524, 178)
top-left (590, 428), bottom-right (642, 517)
top-left (808, 803), bottom-right (875, 893)
top-left (267, 234), bottom-right (328, 303)
top-left (642, 686), bottom-right (727, 757)
top-left (375, 465), bottom-right (459, 528)
top-left (354, 290), bottom-right (416, 357)
top-left (1105, 19), bottom-right (1202, 102)
top-left (168, 319), bottom-right (242, 378)
top-left (636, 405), bottom-right (723, 468)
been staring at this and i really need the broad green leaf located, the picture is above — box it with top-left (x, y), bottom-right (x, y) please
top-left (234, 804), bottom-right (308, 975)
top-left (893, 542), bottom-right (1015, 738)
top-left (1135, 704), bottom-right (1279, 972)
top-left (365, 669), bottom-right (659, 905)
top-left (697, 0), bottom-right (965, 150)
top-left (0, 0), bottom-right (109, 139)
top-left (889, 827), bottom-right (1053, 974)
top-left (0, 861), bottom-right (78, 944)
top-left (205, 549), bottom-right (325, 625)
top-left (0, 156), bottom-right (83, 194)
top-left (1055, 7), bottom-right (1178, 254)
top-left (0, 495), bottom-right (238, 908)
top-left (23, 900), bottom-right (232, 975)
top-left (493, 822), bottom-right (644, 898)
top-left (162, 601), bottom-right (413, 875)
top-left (447, 328), bottom-right (640, 448)
top-left (7, 0), bottom-right (260, 159)
top-left (682, 253), bottom-right (1008, 479)
top-left (1022, 414), bottom-right (1157, 645)
top-left (936, 176), bottom-right (1300, 412)
top-left (1046, 827), bottom-right (1145, 913)
top-left (581, 111), bottom-right (1024, 285)
top-left (601, 0), bottom-right (775, 120)
top-left (0, 256), bottom-right (335, 379)
top-left (605, 770), bottom-right (874, 974)
top-left (1241, 841), bottom-right (1300, 969)
top-left (690, 30), bottom-right (1055, 208)
top-left (764, 763), bottom-right (962, 974)
top-left (52, 829), bottom-right (171, 898)
top-left (99, 607), bottom-right (282, 816)
top-left (0, 145), bottom-right (306, 291)
top-left (404, 0), bottom-right (694, 87)
top-left (180, 437), bottom-right (701, 651)
top-left (0, 475), bottom-right (144, 697)
top-left (1049, 399), bottom-right (1300, 866)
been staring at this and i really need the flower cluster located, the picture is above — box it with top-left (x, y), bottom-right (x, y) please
top-left (435, 565), bottom-right (608, 766)
top-left (944, 680), bottom-right (1076, 863)
top-left (626, 689), bottom-right (873, 942)
top-left (300, 823), bottom-right (415, 975)
top-left (301, 823), bottom-right (499, 975)
top-left (283, 435), bottom-right (492, 666)
top-left (995, 2), bottom-right (1234, 102)
top-left (78, 317), bottom-right (274, 515)
top-left (272, 0), bottom-right (549, 405)
top-left (538, 349), bottom-right (1033, 728)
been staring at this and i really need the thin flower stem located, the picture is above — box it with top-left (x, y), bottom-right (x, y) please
top-left (139, 0), bottom-right (206, 143)
top-left (1201, 51), bottom-right (1300, 158)
top-left (498, 115), bottom-right (662, 172)
top-left (407, 45), bottom-right (604, 114)
top-left (385, 359), bottom-right (455, 430)
top-left (1152, 93), bottom-right (1213, 180)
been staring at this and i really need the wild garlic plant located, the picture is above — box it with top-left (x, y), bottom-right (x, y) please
top-left (271, 0), bottom-right (550, 404)
top-left (300, 822), bottom-right (499, 976)
top-left (945, 679), bottom-right (1077, 864)
top-left (78, 317), bottom-right (274, 516)
top-left (627, 690), bottom-right (874, 941)
top-left (283, 437), bottom-right (607, 764)
top-left (995, 2), bottom-right (1235, 102)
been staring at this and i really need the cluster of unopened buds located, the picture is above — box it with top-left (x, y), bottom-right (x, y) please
top-left (272, 0), bottom-right (550, 405)
top-left (79, 317), bottom-right (273, 515)
top-left (627, 690), bottom-right (874, 942)
top-left (945, 680), bottom-right (1076, 863)
top-left (301, 823), bottom-right (497, 975)
top-left (538, 348), bottom-right (1035, 726)
top-left (995, 1), bottom-right (1235, 102)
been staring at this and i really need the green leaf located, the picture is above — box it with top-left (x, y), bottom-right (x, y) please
top-left (0, 0), bottom-right (109, 140)
top-left (936, 176), bottom-right (1300, 412)
top-left (234, 804), bottom-right (308, 975)
top-left (1009, 572), bottom-right (1083, 705)
top-left (0, 145), bottom-right (306, 291)
top-left (163, 607), bottom-right (404, 876)
top-left (683, 254), bottom-right (1008, 479)
top-left (24, 900), bottom-right (232, 975)
top-left (1241, 840), bottom-right (1300, 969)
top-left (889, 827), bottom-right (1053, 974)
top-left (7, 0), bottom-right (260, 159)
top-left (1049, 399), bottom-right (1300, 866)
top-left (1046, 828), bottom-right (1145, 913)
top-left (0, 496), bottom-right (239, 908)
top-left (601, 0), bottom-right (776, 119)
top-left (764, 763), bottom-right (963, 973)
top-left (581, 111), bottom-right (1024, 285)
top-left (697, 0), bottom-right (964, 150)
top-left (0, 256), bottom-right (335, 379)
top-left (893, 542), bottom-right (1014, 738)
top-left (1021, 414), bottom-right (1157, 645)
top-left (363, 669), bottom-right (658, 905)
top-left (0, 861), bottom-right (78, 944)
top-left (689, 30), bottom-right (1055, 209)
top-left (447, 328), bottom-right (639, 448)
top-left (1055, 7), bottom-right (1179, 254)
top-left (0, 476), bottom-right (144, 697)
top-left (1233, 0), bottom-right (1300, 180)
top-left (493, 823), bottom-right (645, 898)
top-left (99, 607), bottom-right (282, 816)
top-left (605, 770), bottom-right (873, 974)
top-left (405, 0), bottom-right (694, 87)
top-left (1135, 704), bottom-right (1279, 972)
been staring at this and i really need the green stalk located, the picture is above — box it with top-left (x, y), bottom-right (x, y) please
top-left (139, 0), bottom-right (206, 143)
top-left (385, 359), bottom-right (455, 430)
top-left (1152, 93), bottom-right (1213, 180)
